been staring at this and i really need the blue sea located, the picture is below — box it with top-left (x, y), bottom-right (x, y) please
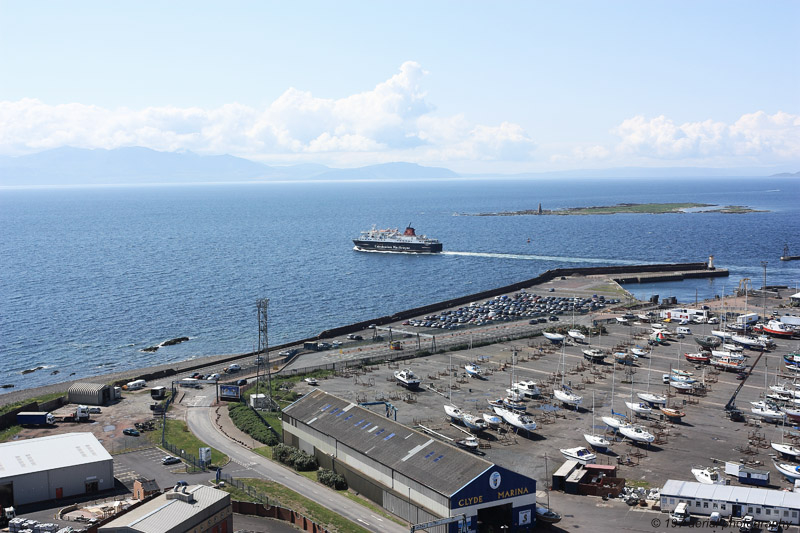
top-left (1, 177), bottom-right (798, 393)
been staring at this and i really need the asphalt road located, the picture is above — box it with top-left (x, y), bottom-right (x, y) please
top-left (185, 400), bottom-right (408, 533)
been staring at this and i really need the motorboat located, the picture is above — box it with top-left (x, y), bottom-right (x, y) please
top-left (535, 506), bottom-right (562, 525)
top-left (615, 316), bottom-right (629, 325)
top-left (761, 320), bottom-right (795, 338)
top-left (684, 351), bottom-right (710, 363)
top-left (487, 398), bottom-right (504, 408)
top-left (456, 436), bottom-right (479, 451)
top-left (482, 412), bottom-right (502, 428)
top-left (444, 404), bottom-right (464, 422)
top-left (625, 401), bottom-right (653, 416)
top-left (660, 406), bottom-right (686, 420)
top-left (554, 387), bottom-right (582, 407)
top-left (770, 442), bottom-right (800, 458)
top-left (637, 392), bottom-right (667, 405)
top-left (691, 466), bottom-right (725, 485)
top-left (582, 348), bottom-right (606, 363)
top-left (462, 413), bottom-right (488, 432)
top-left (649, 331), bottom-right (667, 344)
top-left (695, 335), bottom-right (721, 349)
top-left (631, 347), bottom-right (649, 357)
top-left (464, 364), bottom-right (485, 379)
top-left (504, 388), bottom-right (524, 402)
top-left (493, 406), bottom-right (537, 432)
top-left (651, 323), bottom-right (667, 332)
top-left (560, 446), bottom-right (596, 464)
top-left (543, 331), bottom-right (565, 343)
top-left (710, 349), bottom-right (744, 361)
top-left (512, 380), bottom-right (541, 398)
top-left (711, 357), bottom-right (746, 372)
top-left (502, 396), bottom-right (526, 411)
top-left (393, 368), bottom-right (421, 389)
top-left (772, 459), bottom-right (800, 481)
top-left (568, 329), bottom-right (587, 343)
top-left (614, 352), bottom-right (636, 365)
top-left (619, 424), bottom-right (655, 444)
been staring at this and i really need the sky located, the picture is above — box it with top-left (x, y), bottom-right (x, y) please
top-left (0, 1), bottom-right (798, 173)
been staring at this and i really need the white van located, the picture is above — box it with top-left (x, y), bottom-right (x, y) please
top-left (670, 502), bottom-right (692, 525)
top-left (671, 502), bottom-right (691, 525)
top-left (126, 379), bottom-right (146, 390)
top-left (676, 326), bottom-right (692, 335)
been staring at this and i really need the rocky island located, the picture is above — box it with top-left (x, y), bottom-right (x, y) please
top-left (463, 202), bottom-right (764, 216)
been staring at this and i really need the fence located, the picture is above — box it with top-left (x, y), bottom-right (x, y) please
top-left (219, 472), bottom-right (283, 508)
top-left (161, 440), bottom-right (206, 473)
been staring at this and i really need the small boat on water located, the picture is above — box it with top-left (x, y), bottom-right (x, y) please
top-left (691, 466), bottom-right (725, 485)
top-left (393, 368), bottom-right (421, 389)
top-left (560, 446), bottom-right (596, 464)
top-left (582, 348), bottom-right (606, 363)
top-left (543, 331), bottom-right (565, 343)
top-left (464, 364), bottom-right (485, 379)
top-left (535, 506), bottom-right (562, 525)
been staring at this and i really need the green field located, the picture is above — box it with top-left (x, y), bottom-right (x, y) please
top-left (153, 419), bottom-right (228, 467)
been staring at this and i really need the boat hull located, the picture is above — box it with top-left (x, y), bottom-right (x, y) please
top-left (353, 240), bottom-right (442, 253)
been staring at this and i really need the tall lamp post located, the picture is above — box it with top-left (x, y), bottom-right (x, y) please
top-left (761, 261), bottom-right (768, 321)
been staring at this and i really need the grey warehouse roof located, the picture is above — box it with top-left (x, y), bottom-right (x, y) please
top-left (0, 432), bottom-right (112, 479)
top-left (283, 389), bottom-right (494, 496)
top-left (662, 480), bottom-right (800, 508)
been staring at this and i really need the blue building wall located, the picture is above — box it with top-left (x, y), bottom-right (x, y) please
top-left (449, 465), bottom-right (536, 532)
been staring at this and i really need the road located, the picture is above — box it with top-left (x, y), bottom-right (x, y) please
top-left (185, 398), bottom-right (408, 533)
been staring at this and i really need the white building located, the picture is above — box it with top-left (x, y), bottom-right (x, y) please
top-left (660, 480), bottom-right (800, 525)
top-left (0, 433), bottom-right (114, 506)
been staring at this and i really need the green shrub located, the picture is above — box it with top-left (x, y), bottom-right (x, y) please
top-left (317, 469), bottom-right (347, 490)
top-left (228, 404), bottom-right (279, 446)
top-left (273, 444), bottom-right (317, 471)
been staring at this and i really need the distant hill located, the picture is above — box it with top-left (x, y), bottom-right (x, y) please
top-left (312, 161), bottom-right (459, 180)
top-left (769, 170), bottom-right (800, 177)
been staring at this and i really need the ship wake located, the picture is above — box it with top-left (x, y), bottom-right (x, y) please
top-left (442, 251), bottom-right (652, 265)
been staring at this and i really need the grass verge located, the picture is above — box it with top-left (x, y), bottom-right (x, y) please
top-left (0, 392), bottom-right (67, 416)
top-left (0, 425), bottom-right (22, 443)
top-left (152, 418), bottom-right (228, 467)
top-left (222, 478), bottom-right (371, 533)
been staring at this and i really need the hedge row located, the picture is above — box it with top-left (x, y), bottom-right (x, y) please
top-left (228, 404), bottom-right (279, 446)
top-left (273, 443), bottom-right (318, 471)
top-left (317, 469), bottom-right (347, 490)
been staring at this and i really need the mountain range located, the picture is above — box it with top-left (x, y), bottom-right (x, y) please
top-left (0, 147), bottom-right (794, 186)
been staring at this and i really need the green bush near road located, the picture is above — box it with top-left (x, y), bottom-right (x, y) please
top-left (228, 403), bottom-right (278, 446)
top-left (273, 443), bottom-right (318, 471)
top-left (318, 469), bottom-right (347, 490)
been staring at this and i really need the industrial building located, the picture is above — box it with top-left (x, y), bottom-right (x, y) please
top-left (282, 389), bottom-right (537, 532)
top-left (0, 432), bottom-right (114, 507)
top-left (67, 382), bottom-right (113, 406)
top-left (660, 480), bottom-right (800, 525)
top-left (99, 484), bottom-right (231, 533)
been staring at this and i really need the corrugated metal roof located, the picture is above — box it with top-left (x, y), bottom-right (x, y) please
top-left (0, 432), bottom-right (112, 479)
top-left (68, 382), bottom-right (108, 394)
top-left (283, 389), bottom-right (493, 497)
top-left (662, 480), bottom-right (800, 508)
top-left (100, 485), bottom-right (228, 533)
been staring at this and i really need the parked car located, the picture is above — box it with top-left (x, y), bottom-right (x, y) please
top-left (207, 373), bottom-right (221, 381)
top-left (739, 515), bottom-right (754, 532)
top-left (766, 520), bottom-right (781, 532)
top-left (347, 334), bottom-right (363, 340)
top-left (162, 455), bottom-right (181, 465)
top-left (88, 407), bottom-right (102, 414)
top-left (235, 379), bottom-right (247, 386)
top-left (226, 364), bottom-right (241, 373)
top-left (709, 512), bottom-right (721, 525)
top-left (123, 428), bottom-right (140, 436)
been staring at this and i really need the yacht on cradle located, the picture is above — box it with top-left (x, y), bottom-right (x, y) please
top-left (455, 436), bottom-right (479, 451)
top-left (695, 335), bottom-right (722, 349)
top-left (584, 392), bottom-right (611, 451)
top-left (535, 506), bottom-right (562, 525)
top-left (759, 320), bottom-right (795, 338)
top-left (464, 364), bottom-right (485, 379)
top-left (482, 412), bottom-right (502, 428)
top-left (660, 405), bottom-right (686, 421)
top-left (770, 441), bottom-right (800, 459)
top-left (722, 343), bottom-right (744, 353)
top-left (582, 348), bottom-right (606, 363)
top-left (560, 446), bottom-right (597, 464)
top-left (554, 344), bottom-right (582, 408)
top-left (393, 368), bottom-right (421, 389)
top-left (543, 331), bottom-right (565, 343)
top-left (732, 334), bottom-right (766, 350)
top-left (631, 347), bottom-right (649, 357)
top-left (568, 329), bottom-right (587, 343)
top-left (750, 401), bottom-right (786, 423)
top-left (493, 406), bottom-right (537, 433)
top-left (603, 359), bottom-right (627, 430)
top-left (444, 404), bottom-right (464, 422)
top-left (670, 380), bottom-right (694, 392)
top-left (462, 413), bottom-right (488, 432)
top-left (619, 423), bottom-right (655, 444)
top-left (691, 466), bottom-right (726, 485)
top-left (638, 354), bottom-right (667, 405)
top-left (684, 351), bottom-right (710, 363)
top-left (772, 459), bottom-right (800, 482)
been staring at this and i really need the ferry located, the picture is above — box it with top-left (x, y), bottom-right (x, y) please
top-left (353, 224), bottom-right (442, 253)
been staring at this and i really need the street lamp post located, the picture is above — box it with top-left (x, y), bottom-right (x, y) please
top-left (761, 261), bottom-right (768, 321)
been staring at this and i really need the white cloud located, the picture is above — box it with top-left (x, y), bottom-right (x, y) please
top-left (0, 61), bottom-right (535, 166)
top-left (612, 111), bottom-right (800, 160)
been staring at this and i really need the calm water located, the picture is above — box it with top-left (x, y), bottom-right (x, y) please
top-left (1, 177), bottom-right (798, 392)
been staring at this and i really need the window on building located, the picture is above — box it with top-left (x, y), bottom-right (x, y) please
top-left (713, 503), bottom-right (718, 509)
top-left (766, 509), bottom-right (771, 515)
top-left (784, 510), bottom-right (789, 517)
top-left (703, 502), bottom-right (708, 508)
top-left (721, 504), bottom-right (726, 510)
top-left (755, 508), bottom-right (761, 514)
top-left (748, 507), bottom-right (753, 513)
top-left (670, 498), bottom-right (675, 504)
top-left (792, 511), bottom-right (797, 518)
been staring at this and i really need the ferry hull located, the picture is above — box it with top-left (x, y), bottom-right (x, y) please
top-left (353, 240), bottom-right (442, 253)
